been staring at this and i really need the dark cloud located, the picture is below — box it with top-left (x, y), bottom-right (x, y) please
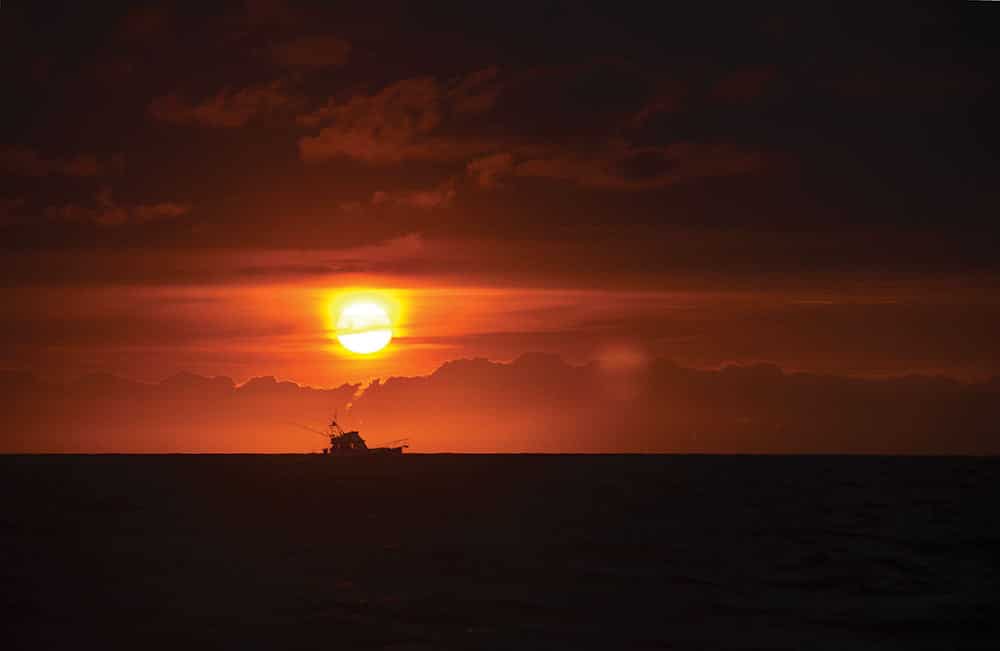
top-left (118, 5), bottom-right (171, 42)
top-left (295, 58), bottom-right (764, 191)
top-left (0, 198), bottom-right (26, 226)
top-left (297, 69), bottom-right (502, 163)
top-left (515, 142), bottom-right (765, 190)
top-left (271, 35), bottom-right (350, 68)
top-left (820, 61), bottom-right (991, 105)
top-left (448, 66), bottom-right (503, 114)
top-left (0, 146), bottom-right (101, 177)
top-left (148, 81), bottom-right (296, 128)
top-left (44, 188), bottom-right (191, 227)
top-left (243, 0), bottom-right (303, 27)
top-left (630, 94), bottom-right (685, 128)
top-left (711, 66), bottom-right (777, 105)
top-left (298, 76), bottom-right (444, 161)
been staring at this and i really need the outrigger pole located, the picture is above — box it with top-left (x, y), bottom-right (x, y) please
top-left (285, 422), bottom-right (329, 439)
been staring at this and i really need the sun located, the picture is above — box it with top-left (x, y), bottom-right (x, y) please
top-left (336, 301), bottom-right (393, 354)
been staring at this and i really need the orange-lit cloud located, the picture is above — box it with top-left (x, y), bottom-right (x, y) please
top-left (467, 153), bottom-right (514, 188)
top-left (297, 69), bottom-right (502, 163)
top-left (371, 180), bottom-right (457, 210)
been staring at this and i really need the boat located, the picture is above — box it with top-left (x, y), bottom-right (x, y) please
top-left (321, 418), bottom-right (408, 456)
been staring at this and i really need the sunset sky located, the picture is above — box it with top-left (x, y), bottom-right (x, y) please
top-left (3, 3), bottom-right (999, 452)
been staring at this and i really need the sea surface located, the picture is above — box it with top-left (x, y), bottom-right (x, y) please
top-left (2, 454), bottom-right (998, 650)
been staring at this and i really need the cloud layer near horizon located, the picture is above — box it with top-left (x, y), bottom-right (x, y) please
top-left (5, 355), bottom-right (998, 454)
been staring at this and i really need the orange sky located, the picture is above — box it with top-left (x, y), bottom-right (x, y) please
top-left (2, 3), bottom-right (999, 452)
top-left (7, 263), bottom-right (999, 388)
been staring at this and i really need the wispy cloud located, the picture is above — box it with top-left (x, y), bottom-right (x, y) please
top-left (467, 152), bottom-right (514, 188)
top-left (298, 69), bottom-right (502, 163)
top-left (371, 180), bottom-right (457, 210)
top-left (149, 80), bottom-right (296, 128)
top-left (0, 146), bottom-right (102, 177)
top-left (45, 188), bottom-right (191, 226)
top-left (515, 142), bottom-right (765, 190)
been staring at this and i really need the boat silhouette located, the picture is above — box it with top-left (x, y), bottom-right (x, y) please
top-left (293, 416), bottom-right (408, 456)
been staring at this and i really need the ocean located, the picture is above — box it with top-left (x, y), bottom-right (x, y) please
top-left (2, 454), bottom-right (998, 649)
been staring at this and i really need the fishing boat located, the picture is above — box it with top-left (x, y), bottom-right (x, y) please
top-left (294, 417), bottom-right (408, 456)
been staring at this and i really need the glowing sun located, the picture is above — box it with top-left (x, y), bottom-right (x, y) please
top-left (336, 301), bottom-right (393, 354)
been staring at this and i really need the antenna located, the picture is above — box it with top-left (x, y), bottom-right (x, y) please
top-left (329, 409), bottom-right (345, 435)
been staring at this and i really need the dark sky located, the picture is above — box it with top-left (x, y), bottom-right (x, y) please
top-left (2, 2), bottom-right (999, 388)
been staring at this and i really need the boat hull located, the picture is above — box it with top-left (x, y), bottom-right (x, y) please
top-left (327, 446), bottom-right (405, 457)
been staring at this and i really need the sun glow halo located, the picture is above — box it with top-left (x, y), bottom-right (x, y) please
top-left (336, 301), bottom-right (393, 354)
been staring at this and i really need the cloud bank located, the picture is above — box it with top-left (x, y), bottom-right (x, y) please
top-left (4, 355), bottom-right (997, 454)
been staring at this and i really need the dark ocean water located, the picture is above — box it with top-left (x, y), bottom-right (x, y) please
top-left (2, 454), bottom-right (998, 650)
